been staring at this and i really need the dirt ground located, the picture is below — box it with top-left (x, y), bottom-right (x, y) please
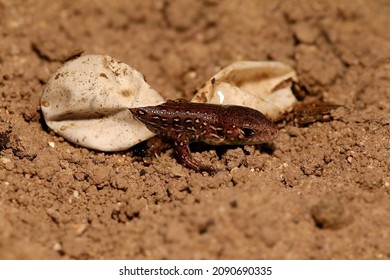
top-left (0, 0), bottom-right (389, 260)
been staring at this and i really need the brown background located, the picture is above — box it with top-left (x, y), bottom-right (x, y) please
top-left (0, 0), bottom-right (389, 259)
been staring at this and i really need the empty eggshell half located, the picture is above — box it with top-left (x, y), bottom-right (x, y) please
top-left (191, 61), bottom-right (298, 120)
top-left (41, 54), bottom-right (165, 151)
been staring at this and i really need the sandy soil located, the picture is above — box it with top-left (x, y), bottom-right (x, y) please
top-left (0, 0), bottom-right (389, 259)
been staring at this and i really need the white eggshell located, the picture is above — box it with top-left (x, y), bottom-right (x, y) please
top-left (191, 61), bottom-right (298, 120)
top-left (41, 55), bottom-right (165, 151)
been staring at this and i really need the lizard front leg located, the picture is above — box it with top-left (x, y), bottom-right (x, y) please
top-left (173, 133), bottom-right (217, 174)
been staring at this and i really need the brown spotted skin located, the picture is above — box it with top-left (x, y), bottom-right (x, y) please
top-left (129, 99), bottom-right (278, 173)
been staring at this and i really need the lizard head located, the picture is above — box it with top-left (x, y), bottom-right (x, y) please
top-left (217, 105), bottom-right (278, 145)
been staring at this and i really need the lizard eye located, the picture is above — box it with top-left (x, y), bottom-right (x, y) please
top-left (240, 128), bottom-right (255, 137)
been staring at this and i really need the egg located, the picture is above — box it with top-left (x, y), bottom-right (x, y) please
top-left (40, 54), bottom-right (165, 151)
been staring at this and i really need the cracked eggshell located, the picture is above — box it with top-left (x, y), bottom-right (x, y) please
top-left (41, 54), bottom-right (165, 151)
top-left (191, 61), bottom-right (298, 120)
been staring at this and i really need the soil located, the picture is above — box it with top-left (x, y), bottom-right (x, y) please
top-left (0, 0), bottom-right (389, 260)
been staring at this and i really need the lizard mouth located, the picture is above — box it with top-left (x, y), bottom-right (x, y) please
top-left (265, 124), bottom-right (279, 142)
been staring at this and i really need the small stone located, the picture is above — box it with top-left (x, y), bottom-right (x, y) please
top-left (75, 223), bottom-right (88, 236)
top-left (0, 157), bottom-right (11, 164)
top-left (53, 242), bottom-right (63, 252)
top-left (73, 190), bottom-right (79, 198)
